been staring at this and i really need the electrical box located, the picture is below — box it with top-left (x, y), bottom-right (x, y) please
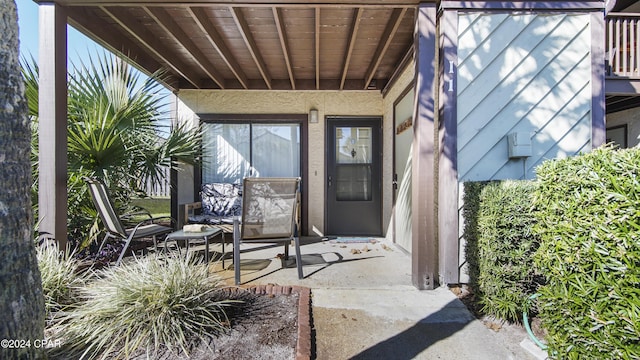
top-left (508, 132), bottom-right (532, 158)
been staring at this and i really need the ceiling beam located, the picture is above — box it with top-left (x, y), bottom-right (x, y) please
top-left (230, 7), bottom-right (272, 89)
top-left (144, 6), bottom-right (226, 88)
top-left (54, 1), bottom-right (419, 9)
top-left (315, 7), bottom-right (321, 90)
top-left (66, 7), bottom-right (181, 89)
top-left (606, 95), bottom-right (640, 114)
top-left (363, 7), bottom-right (406, 89)
top-left (189, 7), bottom-right (249, 89)
top-left (382, 44), bottom-right (414, 96)
top-left (273, 7), bottom-right (296, 90)
top-left (340, 7), bottom-right (362, 90)
top-left (100, 6), bottom-right (203, 88)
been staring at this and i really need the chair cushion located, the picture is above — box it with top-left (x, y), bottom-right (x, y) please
top-left (201, 183), bottom-right (242, 218)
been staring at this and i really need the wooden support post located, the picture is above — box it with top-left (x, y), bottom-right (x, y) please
top-left (38, 2), bottom-right (68, 250)
top-left (412, 3), bottom-right (438, 290)
top-left (439, 10), bottom-right (460, 285)
top-left (591, 11), bottom-right (606, 147)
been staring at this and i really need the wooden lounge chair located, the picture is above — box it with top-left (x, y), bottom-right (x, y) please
top-left (84, 177), bottom-right (173, 265)
top-left (233, 177), bottom-right (303, 285)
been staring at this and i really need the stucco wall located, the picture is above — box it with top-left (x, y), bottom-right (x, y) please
top-left (177, 90), bottom-right (384, 235)
top-left (606, 108), bottom-right (640, 147)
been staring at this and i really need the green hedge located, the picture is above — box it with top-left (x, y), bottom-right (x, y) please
top-left (463, 180), bottom-right (542, 323)
top-left (533, 147), bottom-right (640, 359)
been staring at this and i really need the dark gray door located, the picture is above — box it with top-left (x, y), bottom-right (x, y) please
top-left (326, 118), bottom-right (382, 236)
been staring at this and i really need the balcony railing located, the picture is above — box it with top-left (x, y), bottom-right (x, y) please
top-left (607, 13), bottom-right (640, 77)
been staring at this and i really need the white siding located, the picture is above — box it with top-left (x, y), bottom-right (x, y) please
top-left (457, 13), bottom-right (593, 181)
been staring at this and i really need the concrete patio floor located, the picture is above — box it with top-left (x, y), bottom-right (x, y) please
top-left (196, 236), bottom-right (546, 360)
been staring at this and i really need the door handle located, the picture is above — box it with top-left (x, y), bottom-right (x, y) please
top-left (328, 175), bottom-right (332, 188)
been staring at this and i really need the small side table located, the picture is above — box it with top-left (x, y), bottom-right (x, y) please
top-left (164, 227), bottom-right (224, 264)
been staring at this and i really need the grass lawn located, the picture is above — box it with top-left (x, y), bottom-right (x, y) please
top-left (131, 197), bottom-right (171, 218)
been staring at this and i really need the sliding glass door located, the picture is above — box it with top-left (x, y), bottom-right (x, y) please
top-left (252, 124), bottom-right (300, 178)
top-left (202, 122), bottom-right (301, 184)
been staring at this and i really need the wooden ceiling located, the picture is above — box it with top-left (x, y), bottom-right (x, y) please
top-left (51, 0), bottom-right (422, 92)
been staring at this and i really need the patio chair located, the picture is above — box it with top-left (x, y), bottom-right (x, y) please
top-left (84, 177), bottom-right (173, 266)
top-left (233, 177), bottom-right (303, 285)
top-left (180, 182), bottom-right (242, 234)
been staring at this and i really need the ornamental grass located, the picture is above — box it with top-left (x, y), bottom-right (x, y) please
top-left (55, 255), bottom-right (240, 359)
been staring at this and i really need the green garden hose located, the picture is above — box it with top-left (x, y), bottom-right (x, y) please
top-left (523, 293), bottom-right (548, 350)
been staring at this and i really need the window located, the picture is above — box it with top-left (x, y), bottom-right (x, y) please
top-left (334, 126), bottom-right (373, 201)
top-left (606, 125), bottom-right (627, 149)
top-left (202, 122), bottom-right (301, 184)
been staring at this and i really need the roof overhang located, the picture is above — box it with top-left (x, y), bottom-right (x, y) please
top-left (38, 0), bottom-right (425, 92)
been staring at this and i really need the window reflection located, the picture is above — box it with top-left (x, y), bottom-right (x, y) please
top-left (336, 127), bottom-right (372, 164)
top-left (335, 126), bottom-right (372, 201)
top-left (203, 123), bottom-right (301, 184)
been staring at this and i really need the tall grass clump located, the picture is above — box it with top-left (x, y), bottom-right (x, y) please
top-left (533, 146), bottom-right (640, 359)
top-left (37, 244), bottom-right (88, 319)
top-left (56, 255), bottom-right (240, 359)
top-left (463, 180), bottom-right (542, 323)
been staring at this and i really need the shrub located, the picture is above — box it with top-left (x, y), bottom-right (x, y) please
top-left (36, 244), bottom-right (88, 319)
top-left (462, 182), bottom-right (485, 292)
top-left (55, 255), bottom-right (240, 359)
top-left (533, 146), bottom-right (640, 359)
top-left (463, 180), bottom-right (542, 323)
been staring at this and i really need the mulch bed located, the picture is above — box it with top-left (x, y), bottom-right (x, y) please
top-left (47, 285), bottom-right (312, 360)
top-left (238, 285), bottom-right (312, 360)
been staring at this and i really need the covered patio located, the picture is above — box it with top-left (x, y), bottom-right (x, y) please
top-left (36, 0), bottom-right (612, 290)
top-left (209, 236), bottom-right (410, 287)
top-left (35, 0), bottom-right (443, 289)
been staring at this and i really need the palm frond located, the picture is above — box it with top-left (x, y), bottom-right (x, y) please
top-left (27, 49), bottom-right (201, 248)
top-left (20, 55), bottom-right (39, 119)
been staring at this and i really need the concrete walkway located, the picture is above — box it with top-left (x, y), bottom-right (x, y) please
top-left (206, 237), bottom-right (546, 360)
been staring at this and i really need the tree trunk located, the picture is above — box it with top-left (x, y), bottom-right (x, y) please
top-left (0, 1), bottom-right (46, 359)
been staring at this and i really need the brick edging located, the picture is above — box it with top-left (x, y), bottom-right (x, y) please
top-left (246, 285), bottom-right (312, 360)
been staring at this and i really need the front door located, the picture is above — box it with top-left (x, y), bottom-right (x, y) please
top-left (326, 117), bottom-right (382, 236)
top-left (393, 88), bottom-right (414, 252)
